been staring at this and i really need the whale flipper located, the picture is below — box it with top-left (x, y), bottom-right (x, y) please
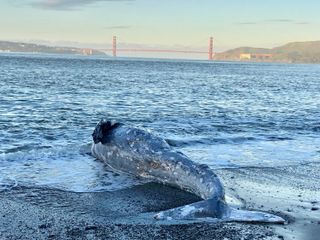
top-left (154, 200), bottom-right (219, 220)
top-left (154, 200), bottom-right (285, 223)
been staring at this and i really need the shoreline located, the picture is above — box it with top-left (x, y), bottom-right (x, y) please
top-left (216, 162), bottom-right (320, 240)
top-left (1, 52), bottom-right (320, 65)
top-left (0, 162), bottom-right (319, 239)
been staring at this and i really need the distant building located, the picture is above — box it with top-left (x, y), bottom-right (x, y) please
top-left (82, 49), bottom-right (93, 55)
top-left (239, 53), bottom-right (273, 61)
top-left (240, 53), bottom-right (251, 60)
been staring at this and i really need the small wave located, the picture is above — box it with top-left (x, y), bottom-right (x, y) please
top-left (166, 133), bottom-right (298, 149)
top-left (0, 178), bottom-right (18, 192)
top-left (4, 144), bottom-right (52, 154)
top-left (181, 136), bottom-right (320, 170)
top-left (0, 144), bottom-right (146, 193)
top-left (165, 136), bottom-right (259, 147)
top-left (267, 136), bottom-right (294, 141)
top-left (312, 125), bottom-right (320, 132)
top-left (165, 138), bottom-right (211, 147)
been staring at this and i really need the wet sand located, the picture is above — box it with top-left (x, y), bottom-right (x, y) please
top-left (0, 162), bottom-right (319, 240)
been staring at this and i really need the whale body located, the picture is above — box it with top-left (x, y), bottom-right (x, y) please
top-left (91, 120), bottom-right (284, 223)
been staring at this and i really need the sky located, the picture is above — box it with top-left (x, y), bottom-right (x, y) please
top-left (1, 0), bottom-right (320, 57)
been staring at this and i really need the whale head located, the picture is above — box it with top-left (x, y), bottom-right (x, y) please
top-left (92, 119), bottom-right (121, 144)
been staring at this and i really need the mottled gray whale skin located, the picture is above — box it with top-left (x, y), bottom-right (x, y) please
top-left (91, 120), bottom-right (284, 223)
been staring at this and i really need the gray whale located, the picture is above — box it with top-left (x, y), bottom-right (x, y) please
top-left (91, 120), bottom-right (284, 223)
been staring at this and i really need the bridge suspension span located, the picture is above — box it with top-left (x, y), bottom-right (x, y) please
top-left (97, 36), bottom-right (214, 60)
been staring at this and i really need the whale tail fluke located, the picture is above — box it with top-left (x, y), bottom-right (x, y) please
top-left (222, 207), bottom-right (285, 223)
top-left (154, 199), bottom-right (285, 223)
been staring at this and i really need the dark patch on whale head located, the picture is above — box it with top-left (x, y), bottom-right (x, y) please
top-left (92, 119), bottom-right (122, 144)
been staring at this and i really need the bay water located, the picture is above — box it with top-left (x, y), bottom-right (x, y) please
top-left (1, 53), bottom-right (319, 192)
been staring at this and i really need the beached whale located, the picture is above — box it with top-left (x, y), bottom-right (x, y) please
top-left (91, 120), bottom-right (285, 223)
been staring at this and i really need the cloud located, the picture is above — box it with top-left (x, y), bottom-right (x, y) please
top-left (236, 19), bottom-right (310, 25)
top-left (29, 0), bottom-right (133, 10)
top-left (105, 25), bottom-right (132, 29)
top-left (266, 19), bottom-right (311, 25)
top-left (265, 19), bottom-right (294, 23)
top-left (295, 22), bottom-right (309, 25)
top-left (237, 22), bottom-right (257, 25)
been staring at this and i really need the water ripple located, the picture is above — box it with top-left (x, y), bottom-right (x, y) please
top-left (1, 54), bottom-right (320, 191)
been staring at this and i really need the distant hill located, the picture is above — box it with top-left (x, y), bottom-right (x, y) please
top-left (271, 41), bottom-right (320, 63)
top-left (0, 41), bottom-right (106, 56)
top-left (215, 41), bottom-right (320, 63)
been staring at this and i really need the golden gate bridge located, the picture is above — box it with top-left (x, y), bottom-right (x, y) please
top-left (92, 36), bottom-right (214, 60)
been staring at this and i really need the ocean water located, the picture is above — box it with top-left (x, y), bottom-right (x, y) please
top-left (0, 53), bottom-right (319, 192)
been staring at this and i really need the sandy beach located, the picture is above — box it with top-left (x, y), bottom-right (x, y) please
top-left (1, 162), bottom-right (319, 240)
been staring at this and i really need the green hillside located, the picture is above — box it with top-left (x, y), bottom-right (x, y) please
top-left (222, 47), bottom-right (271, 55)
top-left (215, 41), bottom-right (320, 63)
top-left (271, 41), bottom-right (320, 63)
top-left (0, 41), bottom-right (106, 56)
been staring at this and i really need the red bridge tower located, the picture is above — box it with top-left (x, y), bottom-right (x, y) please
top-left (112, 36), bottom-right (117, 57)
top-left (208, 37), bottom-right (214, 60)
